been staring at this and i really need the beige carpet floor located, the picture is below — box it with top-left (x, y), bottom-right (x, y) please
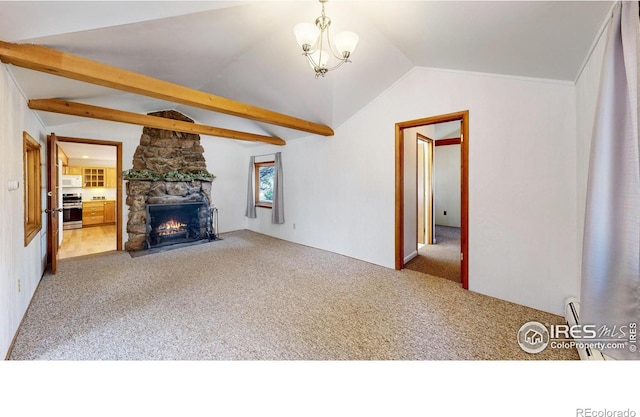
top-left (9, 230), bottom-right (578, 360)
top-left (405, 225), bottom-right (461, 282)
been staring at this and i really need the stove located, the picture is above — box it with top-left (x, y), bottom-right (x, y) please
top-left (62, 193), bottom-right (83, 229)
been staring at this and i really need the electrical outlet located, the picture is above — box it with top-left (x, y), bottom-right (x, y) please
top-left (293, 223), bottom-right (296, 230)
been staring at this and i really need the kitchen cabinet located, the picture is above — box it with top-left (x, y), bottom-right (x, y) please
top-left (105, 168), bottom-right (118, 188)
top-left (64, 166), bottom-right (116, 187)
top-left (65, 166), bottom-right (83, 175)
top-left (83, 201), bottom-right (105, 226)
top-left (83, 168), bottom-right (106, 187)
top-left (83, 200), bottom-right (116, 226)
top-left (103, 201), bottom-right (116, 224)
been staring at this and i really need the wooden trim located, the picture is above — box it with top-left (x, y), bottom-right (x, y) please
top-left (0, 40), bottom-right (333, 136)
top-left (435, 138), bottom-right (461, 146)
top-left (23, 131), bottom-right (42, 247)
top-left (395, 124), bottom-right (404, 270)
top-left (254, 161), bottom-right (275, 208)
top-left (29, 99), bottom-right (286, 146)
top-left (460, 116), bottom-right (469, 289)
top-left (395, 111), bottom-right (469, 290)
top-left (116, 142), bottom-right (123, 251)
top-left (55, 136), bottom-right (124, 251)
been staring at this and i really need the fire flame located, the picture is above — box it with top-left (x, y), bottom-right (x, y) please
top-left (157, 219), bottom-right (187, 235)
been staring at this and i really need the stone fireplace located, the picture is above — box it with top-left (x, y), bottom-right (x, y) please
top-left (125, 110), bottom-right (216, 251)
top-left (146, 201), bottom-right (208, 248)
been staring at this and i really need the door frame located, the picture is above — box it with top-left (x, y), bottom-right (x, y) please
top-left (47, 135), bottom-right (124, 264)
top-left (395, 110), bottom-right (469, 289)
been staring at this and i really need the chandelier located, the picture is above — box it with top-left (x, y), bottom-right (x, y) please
top-left (293, 0), bottom-right (359, 78)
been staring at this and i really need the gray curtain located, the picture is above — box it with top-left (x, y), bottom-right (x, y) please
top-left (272, 152), bottom-right (285, 224)
top-left (580, 1), bottom-right (639, 360)
top-left (245, 156), bottom-right (256, 218)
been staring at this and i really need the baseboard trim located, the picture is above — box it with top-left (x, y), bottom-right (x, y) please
top-left (404, 250), bottom-right (418, 265)
top-left (4, 270), bottom-right (46, 360)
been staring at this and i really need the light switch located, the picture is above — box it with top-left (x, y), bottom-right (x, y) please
top-left (7, 180), bottom-right (19, 191)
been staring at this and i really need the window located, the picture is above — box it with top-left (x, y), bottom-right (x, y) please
top-left (23, 132), bottom-right (42, 246)
top-left (255, 161), bottom-right (275, 208)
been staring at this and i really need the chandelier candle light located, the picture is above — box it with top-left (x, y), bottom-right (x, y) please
top-left (293, 0), bottom-right (359, 78)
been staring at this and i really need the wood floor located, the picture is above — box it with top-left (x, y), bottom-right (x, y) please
top-left (58, 225), bottom-right (117, 259)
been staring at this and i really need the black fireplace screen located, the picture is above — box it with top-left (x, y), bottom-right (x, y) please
top-left (145, 202), bottom-right (208, 248)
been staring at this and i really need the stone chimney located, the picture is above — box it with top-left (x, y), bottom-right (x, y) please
top-left (125, 110), bottom-right (214, 251)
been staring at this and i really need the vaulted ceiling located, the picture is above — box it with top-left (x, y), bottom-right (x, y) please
top-left (0, 1), bottom-right (614, 146)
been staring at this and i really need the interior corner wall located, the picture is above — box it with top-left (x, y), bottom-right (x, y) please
top-left (247, 67), bottom-right (578, 316)
top-left (0, 65), bottom-right (48, 359)
top-left (198, 137), bottom-right (250, 233)
top-left (575, 22), bottom-right (609, 300)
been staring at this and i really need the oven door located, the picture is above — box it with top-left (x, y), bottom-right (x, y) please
top-left (63, 206), bottom-right (83, 225)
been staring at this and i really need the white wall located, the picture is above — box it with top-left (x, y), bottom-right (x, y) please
top-left (0, 65), bottom-right (48, 359)
top-left (199, 138), bottom-right (251, 234)
top-left (575, 21), bottom-right (609, 299)
top-left (434, 144), bottom-right (461, 227)
top-left (246, 118), bottom-right (398, 268)
top-left (248, 67), bottom-right (578, 315)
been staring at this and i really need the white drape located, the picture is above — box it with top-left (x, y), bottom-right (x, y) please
top-left (245, 156), bottom-right (257, 218)
top-left (580, 1), bottom-right (640, 360)
top-left (272, 152), bottom-right (285, 224)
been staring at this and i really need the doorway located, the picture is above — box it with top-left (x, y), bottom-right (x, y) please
top-left (410, 125), bottom-right (462, 282)
top-left (395, 111), bottom-right (469, 289)
top-left (48, 135), bottom-right (123, 266)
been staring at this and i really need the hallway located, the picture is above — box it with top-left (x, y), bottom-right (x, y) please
top-left (404, 225), bottom-right (461, 283)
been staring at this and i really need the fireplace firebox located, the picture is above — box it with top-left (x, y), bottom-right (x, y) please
top-left (145, 202), bottom-right (209, 248)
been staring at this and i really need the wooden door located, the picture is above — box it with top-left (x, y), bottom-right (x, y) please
top-left (417, 135), bottom-right (434, 245)
top-left (47, 133), bottom-right (60, 274)
top-left (425, 139), bottom-right (434, 245)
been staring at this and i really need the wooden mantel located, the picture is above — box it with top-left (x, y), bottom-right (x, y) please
top-left (0, 40), bottom-right (334, 137)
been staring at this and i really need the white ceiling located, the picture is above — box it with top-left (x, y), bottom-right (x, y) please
top-left (0, 0), bottom-right (614, 150)
top-left (58, 141), bottom-right (117, 162)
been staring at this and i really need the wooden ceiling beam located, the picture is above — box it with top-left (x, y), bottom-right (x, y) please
top-left (0, 40), bottom-right (333, 137)
top-left (28, 99), bottom-right (286, 146)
